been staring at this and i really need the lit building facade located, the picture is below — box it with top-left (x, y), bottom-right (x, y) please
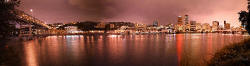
top-left (224, 21), bottom-right (231, 30)
top-left (109, 24), bottom-right (115, 29)
top-left (65, 26), bottom-right (82, 33)
top-left (202, 23), bottom-right (211, 32)
top-left (190, 21), bottom-right (197, 31)
top-left (95, 22), bottom-right (106, 29)
top-left (212, 21), bottom-right (219, 32)
top-left (196, 23), bottom-right (202, 32)
top-left (184, 15), bottom-right (189, 25)
top-left (177, 16), bottom-right (183, 25)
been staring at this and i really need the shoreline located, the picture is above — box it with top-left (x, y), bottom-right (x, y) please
top-left (3, 33), bottom-right (248, 42)
top-left (208, 39), bottom-right (250, 66)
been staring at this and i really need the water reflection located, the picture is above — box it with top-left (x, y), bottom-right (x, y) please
top-left (24, 41), bottom-right (38, 66)
top-left (1, 34), bottom-right (249, 66)
top-left (176, 34), bottom-right (183, 66)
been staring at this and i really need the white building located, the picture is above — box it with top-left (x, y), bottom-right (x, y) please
top-left (65, 26), bottom-right (82, 33)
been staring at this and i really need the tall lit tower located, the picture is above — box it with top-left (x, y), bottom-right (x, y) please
top-left (184, 15), bottom-right (189, 25)
top-left (153, 19), bottom-right (159, 27)
top-left (177, 16), bottom-right (183, 25)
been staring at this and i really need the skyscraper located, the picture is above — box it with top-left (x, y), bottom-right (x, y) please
top-left (184, 15), bottom-right (189, 25)
top-left (224, 21), bottom-right (231, 30)
top-left (190, 21), bottom-right (197, 31)
top-left (177, 16), bottom-right (183, 25)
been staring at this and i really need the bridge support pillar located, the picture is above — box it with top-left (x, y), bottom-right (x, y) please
top-left (28, 24), bottom-right (32, 36)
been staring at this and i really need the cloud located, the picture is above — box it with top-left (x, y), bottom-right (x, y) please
top-left (68, 0), bottom-right (120, 20)
top-left (67, 0), bottom-right (247, 25)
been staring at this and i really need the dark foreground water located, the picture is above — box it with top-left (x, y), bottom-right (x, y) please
top-left (0, 33), bottom-right (249, 66)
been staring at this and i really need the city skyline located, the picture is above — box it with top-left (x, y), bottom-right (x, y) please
top-left (20, 0), bottom-right (247, 27)
top-left (1, 0), bottom-right (250, 66)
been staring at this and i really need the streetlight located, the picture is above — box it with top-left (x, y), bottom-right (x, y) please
top-left (30, 9), bottom-right (34, 16)
top-left (30, 9), bottom-right (33, 12)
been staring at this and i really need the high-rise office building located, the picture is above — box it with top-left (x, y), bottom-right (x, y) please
top-left (190, 21), bottom-right (197, 31)
top-left (177, 16), bottom-right (183, 25)
top-left (224, 21), bottom-right (231, 30)
top-left (184, 15), bottom-right (189, 25)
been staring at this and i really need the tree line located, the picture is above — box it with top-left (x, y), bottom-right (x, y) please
top-left (238, 0), bottom-right (250, 34)
top-left (0, 0), bottom-right (21, 40)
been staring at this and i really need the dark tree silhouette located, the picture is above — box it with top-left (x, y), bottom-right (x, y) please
top-left (238, 0), bottom-right (250, 34)
top-left (239, 11), bottom-right (248, 26)
top-left (0, 0), bottom-right (21, 39)
top-left (239, 11), bottom-right (250, 34)
top-left (75, 21), bottom-right (99, 31)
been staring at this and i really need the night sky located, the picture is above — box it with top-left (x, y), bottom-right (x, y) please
top-left (19, 0), bottom-right (247, 27)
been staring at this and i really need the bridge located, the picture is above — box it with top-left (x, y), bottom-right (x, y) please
top-left (15, 9), bottom-right (52, 29)
top-left (13, 9), bottom-right (54, 37)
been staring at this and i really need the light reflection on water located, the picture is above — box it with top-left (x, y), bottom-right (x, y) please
top-left (24, 41), bottom-right (38, 66)
top-left (0, 33), bottom-right (249, 66)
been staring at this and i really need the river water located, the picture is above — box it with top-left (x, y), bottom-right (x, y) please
top-left (0, 33), bottom-right (249, 66)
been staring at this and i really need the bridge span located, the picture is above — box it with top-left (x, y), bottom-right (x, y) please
top-left (15, 9), bottom-right (52, 29)
top-left (13, 9), bottom-right (55, 37)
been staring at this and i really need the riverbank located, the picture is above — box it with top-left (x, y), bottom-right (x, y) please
top-left (209, 39), bottom-right (250, 66)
